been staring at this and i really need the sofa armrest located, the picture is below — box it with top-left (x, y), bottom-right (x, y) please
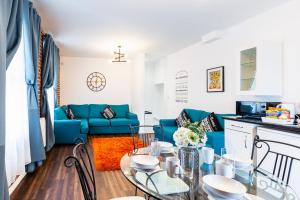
top-left (206, 131), bottom-right (224, 155)
top-left (54, 120), bottom-right (81, 130)
top-left (160, 119), bottom-right (177, 127)
top-left (126, 112), bottom-right (138, 119)
top-left (54, 120), bottom-right (86, 144)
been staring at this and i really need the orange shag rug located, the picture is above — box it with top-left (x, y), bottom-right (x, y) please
top-left (91, 137), bottom-right (143, 171)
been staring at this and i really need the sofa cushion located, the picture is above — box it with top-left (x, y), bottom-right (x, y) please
top-left (54, 107), bottom-right (68, 120)
top-left (89, 118), bottom-right (110, 127)
top-left (110, 118), bottom-right (139, 126)
top-left (61, 105), bottom-right (68, 113)
top-left (80, 119), bottom-right (89, 134)
top-left (184, 109), bottom-right (210, 122)
top-left (68, 104), bottom-right (89, 119)
top-left (89, 104), bottom-right (108, 118)
top-left (110, 104), bottom-right (129, 118)
top-left (162, 126), bottom-right (178, 145)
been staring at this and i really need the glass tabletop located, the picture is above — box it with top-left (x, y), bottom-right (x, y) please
top-left (120, 148), bottom-right (298, 200)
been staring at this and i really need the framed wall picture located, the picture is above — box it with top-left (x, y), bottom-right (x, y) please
top-left (207, 66), bottom-right (224, 92)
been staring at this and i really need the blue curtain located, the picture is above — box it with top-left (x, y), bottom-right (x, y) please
top-left (23, 0), bottom-right (46, 173)
top-left (0, 0), bottom-right (23, 199)
top-left (6, 0), bottom-right (23, 68)
top-left (41, 34), bottom-right (56, 151)
top-left (53, 46), bottom-right (60, 108)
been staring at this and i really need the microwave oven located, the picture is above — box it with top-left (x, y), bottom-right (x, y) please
top-left (236, 101), bottom-right (281, 119)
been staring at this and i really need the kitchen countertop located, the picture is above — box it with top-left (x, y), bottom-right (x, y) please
top-left (223, 116), bottom-right (300, 133)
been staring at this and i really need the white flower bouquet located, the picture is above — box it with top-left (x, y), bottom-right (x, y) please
top-left (173, 122), bottom-right (207, 147)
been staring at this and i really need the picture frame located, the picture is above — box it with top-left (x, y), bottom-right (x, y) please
top-left (207, 66), bottom-right (224, 92)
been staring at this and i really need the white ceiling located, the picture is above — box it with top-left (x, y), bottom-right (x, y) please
top-left (35, 0), bottom-right (289, 61)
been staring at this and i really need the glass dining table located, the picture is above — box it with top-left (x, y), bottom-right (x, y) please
top-left (120, 148), bottom-right (298, 200)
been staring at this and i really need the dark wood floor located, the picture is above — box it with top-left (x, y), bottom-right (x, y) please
top-left (10, 142), bottom-right (143, 200)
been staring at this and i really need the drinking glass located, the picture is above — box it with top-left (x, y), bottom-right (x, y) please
top-left (150, 138), bottom-right (160, 156)
top-left (221, 147), bottom-right (227, 159)
top-left (180, 150), bottom-right (195, 180)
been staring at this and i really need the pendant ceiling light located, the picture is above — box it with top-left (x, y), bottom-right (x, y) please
top-left (112, 45), bottom-right (127, 63)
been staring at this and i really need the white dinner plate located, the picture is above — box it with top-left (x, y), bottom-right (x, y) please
top-left (131, 161), bottom-right (161, 172)
top-left (203, 185), bottom-right (235, 200)
top-left (244, 193), bottom-right (265, 200)
top-left (203, 175), bottom-right (247, 199)
top-left (135, 171), bottom-right (189, 195)
top-left (203, 185), bottom-right (265, 200)
top-left (223, 154), bottom-right (253, 168)
top-left (132, 155), bottom-right (159, 168)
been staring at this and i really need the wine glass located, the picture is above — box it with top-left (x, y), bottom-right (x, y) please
top-left (150, 138), bottom-right (160, 156)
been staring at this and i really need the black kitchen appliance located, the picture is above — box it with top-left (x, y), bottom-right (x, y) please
top-left (236, 101), bottom-right (281, 120)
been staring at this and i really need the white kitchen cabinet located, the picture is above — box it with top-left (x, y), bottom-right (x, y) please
top-left (237, 41), bottom-right (282, 96)
top-left (224, 120), bottom-right (258, 159)
top-left (256, 127), bottom-right (300, 195)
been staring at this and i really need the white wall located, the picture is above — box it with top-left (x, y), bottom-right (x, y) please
top-left (60, 57), bottom-right (133, 107)
top-left (151, 0), bottom-right (300, 118)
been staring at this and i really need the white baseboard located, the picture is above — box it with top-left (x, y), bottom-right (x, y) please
top-left (9, 174), bottom-right (26, 195)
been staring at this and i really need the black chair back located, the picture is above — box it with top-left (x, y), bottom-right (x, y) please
top-left (64, 143), bottom-right (96, 200)
top-left (251, 135), bottom-right (300, 185)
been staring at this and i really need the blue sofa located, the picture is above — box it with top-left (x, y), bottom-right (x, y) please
top-left (153, 109), bottom-right (234, 155)
top-left (54, 104), bottom-right (139, 144)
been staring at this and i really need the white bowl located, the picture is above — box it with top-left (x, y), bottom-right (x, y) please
top-left (132, 155), bottom-right (159, 168)
top-left (223, 154), bottom-right (253, 168)
top-left (158, 141), bottom-right (174, 153)
top-left (203, 175), bottom-right (247, 199)
top-left (158, 141), bottom-right (173, 148)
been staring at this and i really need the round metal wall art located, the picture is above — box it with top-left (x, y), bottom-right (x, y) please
top-left (86, 72), bottom-right (106, 92)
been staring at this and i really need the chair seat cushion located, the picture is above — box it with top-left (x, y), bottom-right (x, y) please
top-left (89, 118), bottom-right (110, 127)
top-left (110, 118), bottom-right (139, 126)
top-left (80, 119), bottom-right (89, 134)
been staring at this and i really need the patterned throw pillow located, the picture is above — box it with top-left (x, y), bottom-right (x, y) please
top-left (67, 108), bottom-right (75, 119)
top-left (101, 106), bottom-right (116, 119)
top-left (176, 111), bottom-right (191, 127)
top-left (199, 112), bottom-right (222, 132)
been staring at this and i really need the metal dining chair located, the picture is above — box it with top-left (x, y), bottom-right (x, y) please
top-left (251, 135), bottom-right (300, 185)
top-left (64, 143), bottom-right (145, 200)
